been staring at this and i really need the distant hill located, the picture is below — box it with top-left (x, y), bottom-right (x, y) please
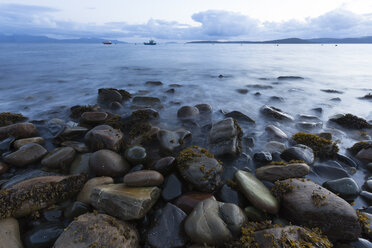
top-left (0, 34), bottom-right (127, 44)
top-left (188, 36), bottom-right (372, 44)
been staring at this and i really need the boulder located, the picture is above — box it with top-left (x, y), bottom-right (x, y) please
top-left (157, 129), bottom-right (191, 154)
top-left (147, 203), bottom-right (187, 248)
top-left (177, 106), bottom-right (200, 119)
top-left (132, 96), bottom-right (161, 108)
top-left (97, 88), bottom-right (123, 104)
top-left (89, 149), bottom-right (130, 177)
top-left (184, 198), bottom-right (247, 245)
top-left (61, 141), bottom-right (89, 153)
top-left (13, 137), bottom-right (44, 149)
top-left (4, 143), bottom-right (47, 167)
top-left (281, 144), bottom-right (314, 165)
top-left (54, 213), bottom-right (139, 248)
top-left (0, 123), bottom-right (38, 141)
top-left (177, 147), bottom-right (223, 192)
top-left (84, 125), bottom-right (124, 152)
top-left (256, 163), bottom-right (310, 182)
top-left (0, 218), bottom-right (23, 248)
top-left (69, 153), bottom-right (92, 175)
top-left (162, 173), bottom-right (183, 201)
top-left (278, 178), bottom-right (361, 241)
top-left (323, 177), bottom-right (360, 200)
top-left (260, 105), bottom-right (294, 121)
top-left (175, 192), bottom-right (215, 214)
top-left (24, 222), bottom-right (64, 248)
top-left (264, 141), bottom-right (287, 153)
top-left (81, 112), bottom-right (108, 124)
top-left (123, 170), bottom-right (164, 187)
top-left (124, 146), bottom-right (147, 165)
top-left (234, 170), bottom-right (279, 214)
top-left (76, 177), bottom-right (113, 205)
top-left (265, 125), bottom-right (288, 139)
top-left (90, 184), bottom-right (160, 220)
top-left (356, 148), bottom-right (372, 161)
top-left (0, 174), bottom-right (87, 219)
top-left (330, 113), bottom-right (371, 129)
top-left (208, 118), bottom-right (242, 157)
top-left (41, 147), bottom-right (76, 169)
top-left (224, 111), bottom-right (255, 123)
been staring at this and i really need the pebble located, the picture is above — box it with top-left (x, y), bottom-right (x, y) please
top-left (124, 146), bottom-right (147, 165)
top-left (41, 146), bottom-right (76, 169)
top-left (12, 136), bottom-right (44, 149)
top-left (4, 143), bottom-right (48, 167)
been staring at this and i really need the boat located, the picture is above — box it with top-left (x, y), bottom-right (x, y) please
top-left (103, 41), bottom-right (112, 45)
top-left (144, 40), bottom-right (156, 45)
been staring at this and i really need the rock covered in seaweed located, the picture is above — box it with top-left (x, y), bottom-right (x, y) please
top-left (177, 146), bottom-right (223, 193)
top-left (330, 113), bottom-right (371, 129)
top-left (0, 112), bottom-right (27, 127)
top-left (54, 213), bottom-right (139, 248)
top-left (0, 174), bottom-right (88, 219)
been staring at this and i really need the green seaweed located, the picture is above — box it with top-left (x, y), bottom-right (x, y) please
top-left (292, 132), bottom-right (339, 158)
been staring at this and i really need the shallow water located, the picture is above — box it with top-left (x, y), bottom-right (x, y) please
top-left (1, 43), bottom-right (372, 208)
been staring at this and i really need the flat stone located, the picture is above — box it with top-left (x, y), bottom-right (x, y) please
top-left (147, 203), bottom-right (187, 248)
top-left (84, 125), bottom-right (124, 152)
top-left (281, 144), bottom-right (314, 165)
top-left (89, 149), bottom-right (130, 177)
top-left (296, 121), bottom-right (323, 130)
top-left (145, 80), bottom-right (163, 86)
top-left (76, 176), bottom-right (113, 205)
top-left (0, 218), bottom-right (23, 248)
top-left (260, 105), bottom-right (294, 121)
top-left (265, 125), bottom-right (288, 139)
top-left (323, 177), bottom-right (360, 200)
top-left (256, 163), bottom-right (310, 182)
top-left (209, 118), bottom-right (242, 157)
top-left (0, 174), bottom-right (87, 218)
top-left (234, 170), bottom-right (279, 214)
top-left (41, 147), bottom-right (76, 169)
top-left (278, 178), bottom-right (361, 241)
top-left (175, 192), bottom-right (215, 214)
top-left (184, 198), bottom-right (247, 245)
top-left (81, 112), bottom-right (108, 124)
top-left (314, 165), bottom-right (349, 180)
top-left (24, 222), bottom-right (64, 248)
top-left (69, 153), bottom-right (92, 175)
top-left (132, 96), bottom-right (161, 108)
top-left (264, 141), bottom-right (287, 153)
top-left (123, 170), bottom-right (164, 187)
top-left (57, 126), bottom-right (88, 141)
top-left (4, 143), bottom-right (47, 167)
top-left (91, 184), bottom-right (161, 220)
top-left (54, 213), bottom-right (139, 248)
top-left (0, 123), bottom-right (38, 141)
top-left (12, 137), bottom-right (44, 149)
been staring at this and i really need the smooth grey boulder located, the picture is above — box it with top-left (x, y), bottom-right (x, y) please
top-left (265, 125), bottom-right (288, 139)
top-left (264, 141), bottom-right (287, 153)
top-left (184, 198), bottom-right (247, 245)
top-left (89, 149), bottom-right (130, 177)
top-left (281, 144), bottom-right (314, 165)
top-left (90, 184), bottom-right (161, 220)
top-left (84, 125), bottom-right (124, 152)
top-left (4, 143), bottom-right (47, 167)
top-left (256, 163), bottom-right (310, 182)
top-left (98, 88), bottom-right (123, 103)
top-left (278, 178), bottom-right (361, 241)
top-left (41, 147), bottom-right (76, 169)
top-left (208, 118), bottom-right (242, 157)
top-left (323, 177), bottom-right (360, 200)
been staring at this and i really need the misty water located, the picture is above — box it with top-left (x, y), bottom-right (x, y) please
top-left (1, 43), bottom-right (372, 207)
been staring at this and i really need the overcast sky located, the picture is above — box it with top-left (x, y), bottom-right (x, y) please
top-left (1, 0), bottom-right (372, 41)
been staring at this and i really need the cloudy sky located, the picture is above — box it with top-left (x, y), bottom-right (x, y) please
top-left (1, 0), bottom-right (372, 41)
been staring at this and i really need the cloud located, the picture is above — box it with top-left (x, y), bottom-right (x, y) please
top-left (0, 3), bottom-right (372, 40)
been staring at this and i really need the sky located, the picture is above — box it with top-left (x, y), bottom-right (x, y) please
top-left (1, 0), bottom-right (372, 41)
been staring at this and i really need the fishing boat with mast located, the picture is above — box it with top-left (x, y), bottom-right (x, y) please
top-left (144, 39), bottom-right (156, 45)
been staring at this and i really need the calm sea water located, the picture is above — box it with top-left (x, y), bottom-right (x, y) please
top-left (0, 43), bottom-right (371, 145)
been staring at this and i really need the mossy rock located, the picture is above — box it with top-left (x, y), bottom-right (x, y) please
top-left (69, 105), bottom-right (99, 119)
top-left (292, 132), bottom-right (339, 159)
top-left (348, 141), bottom-right (372, 155)
top-left (0, 112), bottom-right (27, 127)
top-left (330, 113), bottom-right (371, 129)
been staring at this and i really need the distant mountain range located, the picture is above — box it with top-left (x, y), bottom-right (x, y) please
top-left (0, 34), bottom-right (127, 44)
top-left (188, 36), bottom-right (372, 44)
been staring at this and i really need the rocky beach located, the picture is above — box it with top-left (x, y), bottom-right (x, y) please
top-left (0, 76), bottom-right (371, 248)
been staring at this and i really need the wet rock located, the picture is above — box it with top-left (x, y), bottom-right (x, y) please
top-left (298, 114), bottom-right (322, 121)
top-left (91, 184), bottom-right (161, 220)
top-left (265, 125), bottom-right (288, 139)
top-left (0, 218), bottom-right (23, 248)
top-left (323, 178), bottom-right (360, 200)
top-left (350, 238), bottom-right (372, 248)
top-left (253, 151), bottom-right (272, 165)
top-left (264, 141), bottom-right (287, 153)
top-left (235, 170), bottom-right (279, 214)
top-left (177, 147), bottom-right (223, 192)
top-left (251, 226), bottom-right (332, 248)
top-left (224, 111), bottom-right (255, 124)
top-left (61, 141), bottom-right (89, 153)
top-left (84, 125), bottom-right (124, 152)
top-left (132, 96), bottom-right (161, 108)
top-left (162, 173), bottom-right (183, 201)
top-left (175, 192), bottom-right (215, 214)
top-left (269, 96), bottom-right (285, 102)
top-left (76, 176), bottom-right (113, 205)
top-left (157, 129), bottom-right (191, 154)
top-left (123, 170), bottom-right (164, 187)
top-left (89, 149), bottom-right (130, 177)
top-left (260, 105), bottom-right (294, 121)
top-left (195, 104), bottom-right (213, 114)
top-left (256, 163), bottom-right (310, 182)
top-left (246, 84), bottom-right (273, 89)
top-left (1, 169), bottom-right (58, 189)
top-left (177, 106), bottom-right (200, 119)
top-left (243, 206), bottom-right (266, 222)
top-left (131, 108), bottom-right (159, 122)
top-left (209, 118), bottom-right (242, 157)
top-left (292, 132), bottom-right (339, 159)
top-left (217, 184), bottom-right (247, 208)
top-left (81, 112), bottom-right (108, 124)
top-left (124, 146), bottom-right (147, 165)
top-left (314, 165), bottom-right (349, 180)
top-left (166, 88), bottom-right (175, 94)
top-left (0, 123), bottom-right (38, 141)
top-left (64, 201), bottom-right (89, 219)
top-left (57, 126), bottom-right (88, 141)
top-left (54, 213), bottom-right (139, 248)
top-left (0, 162), bottom-right (8, 176)
top-left (331, 97), bottom-right (342, 101)
top-left (236, 89), bottom-right (248, 94)
top-left (321, 89), bottom-right (343, 94)
top-left (24, 222), bottom-right (64, 248)
top-left (151, 157), bottom-right (175, 175)
top-left (98, 88), bottom-right (123, 103)
top-left (145, 80), bottom-right (163, 86)
top-left (147, 203), bottom-right (187, 248)
top-left (277, 76), bottom-right (304, 80)
top-left (0, 174), bottom-right (87, 218)
top-left (281, 144), bottom-right (314, 165)
top-left (110, 101), bottom-right (123, 110)
top-left (42, 209), bottom-right (63, 222)
top-left (296, 121), bottom-right (323, 130)
top-left (0, 137), bottom-right (14, 154)
top-left (13, 137), bottom-right (44, 149)
top-left (330, 113), bottom-right (371, 129)
top-left (4, 143), bottom-right (47, 167)
top-left (184, 198), bottom-right (247, 245)
top-left (41, 147), bottom-right (76, 169)
top-left (69, 153), bottom-right (92, 175)
top-left (278, 178), bottom-right (361, 241)
top-left (356, 148), bottom-right (372, 161)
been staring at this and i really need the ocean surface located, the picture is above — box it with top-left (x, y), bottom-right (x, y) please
top-left (0, 43), bottom-right (372, 145)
